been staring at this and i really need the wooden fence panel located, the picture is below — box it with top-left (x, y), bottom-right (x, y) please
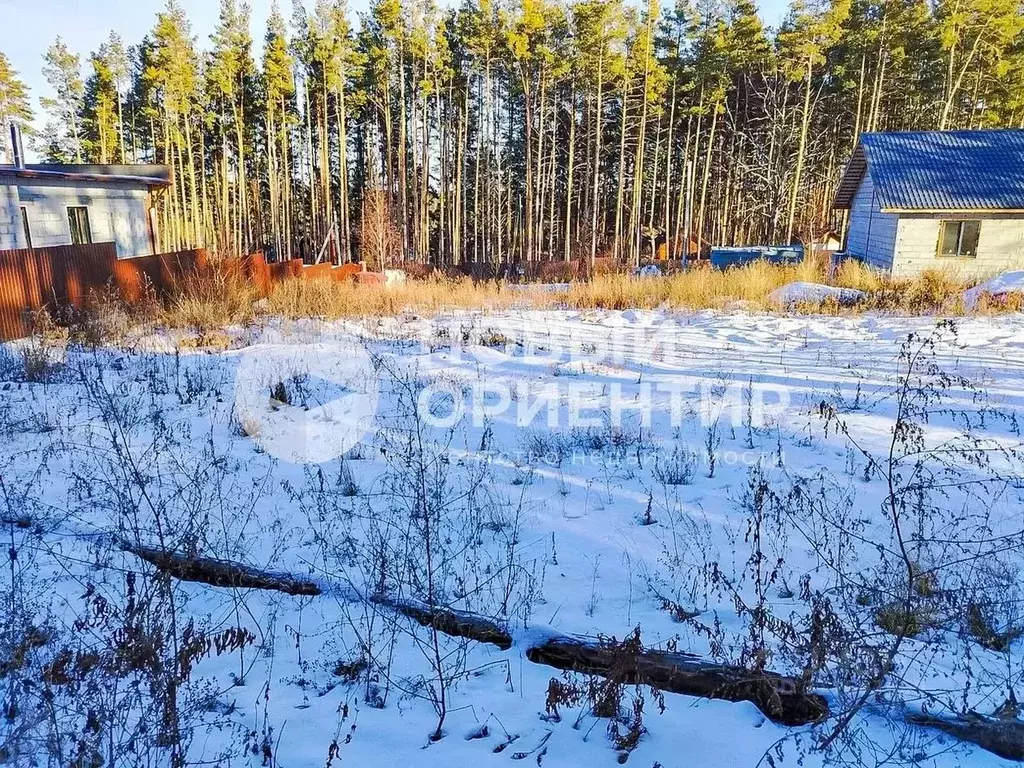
top-left (0, 248), bottom-right (36, 341)
top-left (109, 249), bottom-right (209, 301)
top-left (269, 259), bottom-right (304, 282)
top-left (244, 253), bottom-right (272, 297)
top-left (219, 253), bottom-right (272, 297)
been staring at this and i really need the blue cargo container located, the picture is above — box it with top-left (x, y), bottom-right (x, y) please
top-left (709, 245), bottom-right (804, 270)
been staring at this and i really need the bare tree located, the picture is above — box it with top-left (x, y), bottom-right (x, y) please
top-left (358, 188), bottom-right (402, 271)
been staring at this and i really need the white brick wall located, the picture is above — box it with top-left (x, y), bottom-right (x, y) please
top-left (1, 177), bottom-right (154, 257)
top-left (845, 174), bottom-right (899, 270)
top-left (893, 214), bottom-right (1024, 278)
top-left (844, 172), bottom-right (1024, 278)
top-left (0, 182), bottom-right (27, 249)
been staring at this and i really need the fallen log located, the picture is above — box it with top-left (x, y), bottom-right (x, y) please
top-left (119, 544), bottom-right (825, 725)
top-left (387, 598), bottom-right (514, 650)
top-left (907, 713), bottom-right (1024, 762)
top-left (122, 543), bottom-right (323, 597)
top-left (124, 543), bottom-right (513, 648)
top-left (528, 636), bottom-right (829, 727)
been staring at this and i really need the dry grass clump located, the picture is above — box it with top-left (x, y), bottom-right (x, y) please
top-left (854, 269), bottom-right (972, 314)
top-left (565, 256), bottom-right (827, 311)
top-left (832, 259), bottom-right (887, 292)
top-left (161, 270), bottom-right (261, 329)
top-left (975, 291), bottom-right (1024, 313)
top-left (266, 275), bottom-right (556, 319)
top-left (670, 257), bottom-right (827, 308)
top-left (565, 259), bottom-right (989, 314)
top-left (174, 330), bottom-right (234, 351)
top-left (150, 264), bottom-right (1015, 322)
top-left (265, 277), bottom-right (379, 319)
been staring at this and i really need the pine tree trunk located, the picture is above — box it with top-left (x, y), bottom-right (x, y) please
top-left (785, 58), bottom-right (813, 244)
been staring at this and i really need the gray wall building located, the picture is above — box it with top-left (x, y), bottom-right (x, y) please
top-left (834, 130), bottom-right (1024, 278)
top-left (0, 164), bottom-right (171, 257)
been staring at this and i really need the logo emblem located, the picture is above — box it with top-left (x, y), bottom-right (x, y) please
top-left (233, 336), bottom-right (379, 464)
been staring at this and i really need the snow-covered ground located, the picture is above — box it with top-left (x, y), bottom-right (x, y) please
top-left (3, 309), bottom-right (1024, 767)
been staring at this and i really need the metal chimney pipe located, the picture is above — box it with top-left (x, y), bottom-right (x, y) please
top-left (10, 122), bottom-right (25, 168)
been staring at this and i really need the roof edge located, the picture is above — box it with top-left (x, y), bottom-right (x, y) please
top-left (832, 144), bottom-right (867, 210)
top-left (0, 164), bottom-right (171, 187)
top-left (881, 207), bottom-right (1024, 215)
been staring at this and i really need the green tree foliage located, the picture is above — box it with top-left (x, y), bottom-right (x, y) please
top-left (81, 43), bottom-right (120, 163)
top-left (0, 52), bottom-right (33, 163)
top-left (39, 38), bottom-right (85, 163)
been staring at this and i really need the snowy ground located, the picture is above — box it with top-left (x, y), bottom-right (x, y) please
top-left (3, 309), bottom-right (1024, 767)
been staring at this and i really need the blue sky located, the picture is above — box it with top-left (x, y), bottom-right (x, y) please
top-left (2, 0), bottom-right (789, 134)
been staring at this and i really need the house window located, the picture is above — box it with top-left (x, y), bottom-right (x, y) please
top-left (68, 206), bottom-right (92, 245)
top-left (937, 220), bottom-right (980, 258)
top-left (20, 207), bottom-right (31, 249)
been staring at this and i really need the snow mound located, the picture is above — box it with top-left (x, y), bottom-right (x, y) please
top-left (770, 281), bottom-right (865, 307)
top-left (964, 271), bottom-right (1024, 310)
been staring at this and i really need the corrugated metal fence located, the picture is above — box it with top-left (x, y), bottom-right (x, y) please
top-left (0, 243), bottom-right (208, 341)
top-left (0, 244), bottom-right (387, 341)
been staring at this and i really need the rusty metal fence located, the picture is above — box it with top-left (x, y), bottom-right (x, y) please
top-left (0, 244), bottom-right (387, 341)
top-left (0, 243), bottom-right (209, 341)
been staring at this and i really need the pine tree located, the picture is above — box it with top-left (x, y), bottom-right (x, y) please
top-left (39, 38), bottom-right (85, 162)
top-left (656, 0), bottom-right (698, 257)
top-left (0, 52), bottom-right (33, 163)
top-left (262, 1), bottom-right (297, 259)
top-left (146, 0), bottom-right (202, 248)
top-left (777, 0), bottom-right (850, 241)
top-left (82, 44), bottom-right (120, 163)
top-left (17, 0), bottom-right (1023, 261)
top-left (572, 0), bottom-right (628, 264)
top-left (935, 0), bottom-right (1024, 128)
top-left (207, 0), bottom-right (258, 253)
top-left (105, 33), bottom-right (131, 162)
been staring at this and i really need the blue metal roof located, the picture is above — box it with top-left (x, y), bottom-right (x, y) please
top-left (863, 130), bottom-right (1024, 210)
top-left (835, 130), bottom-right (1024, 212)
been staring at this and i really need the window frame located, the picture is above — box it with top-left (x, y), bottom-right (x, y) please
top-left (936, 219), bottom-right (981, 259)
top-left (20, 206), bottom-right (32, 249)
top-left (67, 206), bottom-right (92, 246)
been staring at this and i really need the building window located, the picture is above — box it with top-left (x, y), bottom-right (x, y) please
top-left (937, 220), bottom-right (980, 258)
top-left (68, 206), bottom-right (92, 245)
top-left (20, 207), bottom-right (32, 249)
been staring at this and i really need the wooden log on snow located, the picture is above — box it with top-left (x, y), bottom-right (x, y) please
top-left (122, 544), bottom-right (512, 647)
top-left (122, 543), bottom-right (323, 597)
top-left (386, 598), bottom-right (514, 650)
top-left (120, 545), bottom-right (825, 725)
top-left (527, 636), bottom-right (829, 727)
top-left (907, 714), bottom-right (1024, 762)
top-left (124, 544), bottom-right (512, 646)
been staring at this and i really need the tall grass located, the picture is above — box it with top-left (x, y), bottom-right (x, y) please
top-left (561, 257), bottom-right (984, 313)
top-left (163, 269), bottom-right (262, 328)
top-left (265, 275), bottom-right (557, 320)
top-left (71, 257), bottom-right (1014, 337)
top-left (565, 258), bottom-right (830, 311)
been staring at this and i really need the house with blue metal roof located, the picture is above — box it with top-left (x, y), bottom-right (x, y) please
top-left (833, 130), bottom-right (1024, 277)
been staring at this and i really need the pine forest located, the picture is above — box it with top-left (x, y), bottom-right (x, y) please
top-left (1, 0), bottom-right (1022, 267)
